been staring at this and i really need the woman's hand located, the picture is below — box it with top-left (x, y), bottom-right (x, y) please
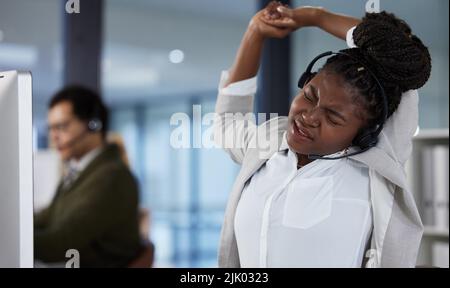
top-left (224, 2), bottom-right (326, 87)
top-left (261, 2), bottom-right (361, 41)
top-left (248, 4), bottom-right (294, 39)
top-left (260, 3), bottom-right (325, 32)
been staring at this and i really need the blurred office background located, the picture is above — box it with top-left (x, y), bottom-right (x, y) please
top-left (0, 0), bottom-right (448, 267)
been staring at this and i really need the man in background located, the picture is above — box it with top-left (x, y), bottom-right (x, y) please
top-left (34, 86), bottom-right (141, 267)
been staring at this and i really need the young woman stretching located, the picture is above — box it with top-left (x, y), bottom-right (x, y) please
top-left (214, 2), bottom-right (431, 268)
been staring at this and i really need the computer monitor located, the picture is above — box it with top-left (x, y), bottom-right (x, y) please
top-left (0, 70), bottom-right (33, 268)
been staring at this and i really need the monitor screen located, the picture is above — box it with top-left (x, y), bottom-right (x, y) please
top-left (0, 70), bottom-right (33, 268)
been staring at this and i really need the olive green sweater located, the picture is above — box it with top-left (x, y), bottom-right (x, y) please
top-left (34, 144), bottom-right (140, 267)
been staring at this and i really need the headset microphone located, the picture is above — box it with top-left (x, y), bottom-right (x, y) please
top-left (308, 146), bottom-right (373, 160)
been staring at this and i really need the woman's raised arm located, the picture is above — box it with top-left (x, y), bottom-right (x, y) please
top-left (224, 5), bottom-right (292, 87)
top-left (262, 4), bottom-right (361, 41)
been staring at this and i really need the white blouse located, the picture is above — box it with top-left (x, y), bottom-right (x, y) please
top-left (234, 135), bottom-right (373, 267)
top-left (220, 70), bottom-right (373, 268)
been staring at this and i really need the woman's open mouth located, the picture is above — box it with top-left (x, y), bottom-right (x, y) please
top-left (290, 120), bottom-right (314, 142)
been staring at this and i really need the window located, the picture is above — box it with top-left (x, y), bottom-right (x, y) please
top-left (0, 0), bottom-right (63, 148)
top-left (104, 1), bottom-right (254, 266)
top-left (110, 97), bottom-right (240, 267)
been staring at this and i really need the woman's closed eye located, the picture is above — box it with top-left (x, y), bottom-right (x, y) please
top-left (326, 114), bottom-right (340, 126)
top-left (303, 90), bottom-right (315, 102)
top-left (325, 109), bottom-right (347, 126)
top-left (302, 87), bottom-right (347, 126)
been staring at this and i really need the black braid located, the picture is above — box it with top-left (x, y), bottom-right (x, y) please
top-left (322, 11), bottom-right (432, 128)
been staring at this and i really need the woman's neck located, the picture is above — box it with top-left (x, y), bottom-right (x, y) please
top-left (297, 153), bottom-right (315, 168)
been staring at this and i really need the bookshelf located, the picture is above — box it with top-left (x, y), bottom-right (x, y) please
top-left (406, 128), bottom-right (449, 267)
top-left (424, 226), bottom-right (449, 239)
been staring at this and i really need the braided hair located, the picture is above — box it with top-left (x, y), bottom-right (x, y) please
top-left (322, 11), bottom-right (432, 128)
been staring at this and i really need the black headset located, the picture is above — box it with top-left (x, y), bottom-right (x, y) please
top-left (297, 51), bottom-right (389, 160)
top-left (87, 117), bottom-right (103, 133)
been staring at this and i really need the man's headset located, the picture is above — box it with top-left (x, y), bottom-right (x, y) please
top-left (57, 109), bottom-right (103, 150)
top-left (297, 51), bottom-right (389, 160)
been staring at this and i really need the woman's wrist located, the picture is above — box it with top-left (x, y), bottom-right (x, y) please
top-left (294, 6), bottom-right (327, 28)
top-left (305, 7), bottom-right (361, 41)
top-left (311, 7), bottom-right (327, 28)
top-left (247, 20), bottom-right (267, 42)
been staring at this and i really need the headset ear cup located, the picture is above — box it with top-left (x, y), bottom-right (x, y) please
top-left (87, 119), bottom-right (103, 132)
top-left (353, 131), bottom-right (378, 149)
